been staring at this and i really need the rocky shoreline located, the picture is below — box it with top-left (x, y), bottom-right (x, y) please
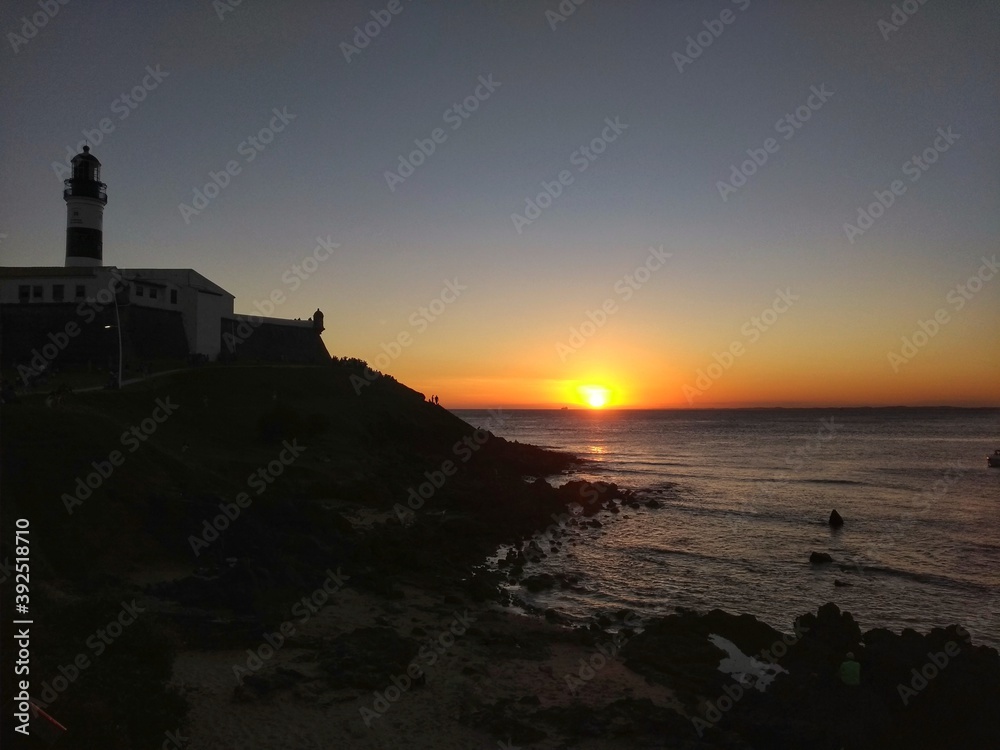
top-left (2, 364), bottom-right (997, 749)
top-left (142, 471), bottom-right (1000, 750)
top-left (161, 574), bottom-right (1000, 750)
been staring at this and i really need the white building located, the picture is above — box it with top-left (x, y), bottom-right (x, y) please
top-left (0, 147), bottom-right (325, 366)
top-left (0, 266), bottom-right (235, 362)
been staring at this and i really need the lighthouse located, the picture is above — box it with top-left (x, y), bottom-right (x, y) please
top-left (64, 146), bottom-right (107, 267)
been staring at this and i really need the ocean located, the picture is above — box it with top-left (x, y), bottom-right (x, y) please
top-left (453, 408), bottom-right (1000, 648)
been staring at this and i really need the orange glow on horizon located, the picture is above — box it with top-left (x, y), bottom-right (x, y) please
top-left (398, 338), bottom-right (998, 409)
top-left (408, 367), bottom-right (998, 409)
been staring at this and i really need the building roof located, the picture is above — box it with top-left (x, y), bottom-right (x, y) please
top-left (0, 266), bottom-right (103, 278)
top-left (0, 266), bottom-right (234, 299)
top-left (123, 268), bottom-right (234, 298)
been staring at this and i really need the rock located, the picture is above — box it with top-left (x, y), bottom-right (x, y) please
top-left (544, 608), bottom-right (570, 625)
top-left (522, 573), bottom-right (556, 592)
top-left (464, 569), bottom-right (501, 601)
top-left (834, 579), bottom-right (852, 587)
top-left (810, 552), bottom-right (834, 564)
top-left (792, 602), bottom-right (863, 659)
top-left (556, 573), bottom-right (580, 590)
top-left (828, 509), bottom-right (844, 528)
top-left (620, 608), bottom-right (784, 698)
top-left (617, 603), bottom-right (1000, 747)
top-left (644, 499), bottom-right (662, 509)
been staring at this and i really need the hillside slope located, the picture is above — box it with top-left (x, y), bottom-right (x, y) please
top-left (1, 361), bottom-right (575, 582)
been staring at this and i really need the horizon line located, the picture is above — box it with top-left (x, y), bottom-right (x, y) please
top-left (447, 404), bottom-right (1000, 411)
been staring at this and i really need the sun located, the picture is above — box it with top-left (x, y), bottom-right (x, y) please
top-left (578, 384), bottom-right (612, 409)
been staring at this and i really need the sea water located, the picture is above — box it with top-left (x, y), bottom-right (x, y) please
top-left (455, 408), bottom-right (1000, 648)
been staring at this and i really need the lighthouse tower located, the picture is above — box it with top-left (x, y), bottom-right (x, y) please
top-left (64, 146), bottom-right (108, 267)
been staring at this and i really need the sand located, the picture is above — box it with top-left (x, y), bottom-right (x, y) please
top-left (168, 583), bottom-right (681, 749)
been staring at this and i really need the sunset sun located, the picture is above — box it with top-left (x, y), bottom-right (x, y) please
top-left (578, 385), bottom-right (612, 409)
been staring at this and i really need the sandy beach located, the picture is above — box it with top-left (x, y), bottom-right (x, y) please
top-left (169, 580), bottom-right (681, 750)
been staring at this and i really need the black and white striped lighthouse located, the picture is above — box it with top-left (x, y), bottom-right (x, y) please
top-left (64, 146), bottom-right (107, 267)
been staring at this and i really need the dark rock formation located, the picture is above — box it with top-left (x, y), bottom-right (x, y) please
top-left (554, 479), bottom-right (634, 516)
top-left (810, 552), bottom-right (834, 564)
top-left (829, 509), bottom-right (845, 528)
top-left (621, 607), bottom-right (785, 700)
top-left (522, 573), bottom-right (557, 592)
top-left (620, 602), bottom-right (1000, 749)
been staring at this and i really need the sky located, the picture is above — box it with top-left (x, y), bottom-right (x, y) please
top-left (1, 0), bottom-right (998, 408)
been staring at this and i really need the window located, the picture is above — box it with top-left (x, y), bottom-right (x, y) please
top-left (150, 288), bottom-right (158, 300)
top-left (75, 285), bottom-right (85, 299)
top-left (18, 285), bottom-right (30, 302)
top-left (136, 285), bottom-right (144, 297)
top-left (170, 289), bottom-right (177, 304)
top-left (32, 286), bottom-right (42, 300)
top-left (53, 284), bottom-right (65, 302)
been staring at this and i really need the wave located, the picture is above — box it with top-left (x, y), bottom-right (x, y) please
top-left (630, 544), bottom-right (735, 566)
top-left (801, 478), bottom-right (865, 485)
top-left (753, 477), bottom-right (865, 486)
top-left (842, 563), bottom-right (994, 594)
top-left (620, 497), bottom-right (841, 527)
